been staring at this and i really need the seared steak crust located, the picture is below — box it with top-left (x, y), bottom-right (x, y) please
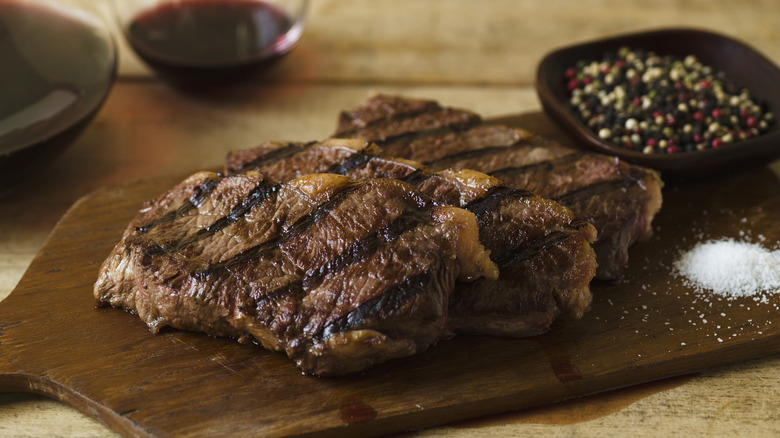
top-left (94, 171), bottom-right (496, 376)
top-left (333, 95), bottom-right (663, 280)
top-left (226, 138), bottom-right (598, 337)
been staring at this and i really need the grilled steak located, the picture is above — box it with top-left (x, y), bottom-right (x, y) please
top-left (94, 171), bottom-right (497, 376)
top-left (333, 95), bottom-right (664, 280)
top-left (226, 138), bottom-right (598, 337)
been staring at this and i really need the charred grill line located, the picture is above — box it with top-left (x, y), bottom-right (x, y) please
top-left (492, 230), bottom-right (577, 269)
top-left (137, 180), bottom-right (281, 256)
top-left (334, 102), bottom-right (444, 138)
top-left (134, 176), bottom-right (221, 234)
top-left (204, 180), bottom-right (281, 234)
top-left (487, 152), bottom-right (585, 179)
top-left (230, 142), bottom-right (309, 174)
top-left (553, 178), bottom-right (636, 206)
top-left (461, 185), bottom-right (583, 268)
top-left (195, 182), bottom-right (364, 277)
top-left (239, 205), bottom-right (433, 321)
top-left (325, 151), bottom-right (374, 175)
top-left (423, 142), bottom-right (535, 168)
top-left (463, 186), bottom-right (534, 216)
top-left (190, 175), bottom-right (223, 207)
top-left (372, 120), bottom-right (480, 148)
top-left (400, 168), bottom-right (436, 186)
top-left (316, 269), bottom-right (439, 342)
top-left (568, 218), bottom-right (592, 230)
top-left (302, 210), bottom-right (429, 290)
top-left (240, 281), bottom-right (306, 321)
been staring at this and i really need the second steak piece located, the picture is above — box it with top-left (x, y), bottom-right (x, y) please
top-left (226, 138), bottom-right (598, 337)
top-left (334, 95), bottom-right (664, 280)
top-left (94, 171), bottom-right (497, 376)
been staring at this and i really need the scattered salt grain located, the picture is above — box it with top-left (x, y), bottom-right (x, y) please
top-left (674, 238), bottom-right (780, 298)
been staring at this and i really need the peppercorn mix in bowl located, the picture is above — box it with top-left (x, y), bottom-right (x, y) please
top-left (536, 28), bottom-right (780, 180)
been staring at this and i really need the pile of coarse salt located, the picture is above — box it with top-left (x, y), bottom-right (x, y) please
top-left (674, 238), bottom-right (780, 298)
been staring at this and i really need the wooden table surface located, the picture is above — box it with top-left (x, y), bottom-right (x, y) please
top-left (2, 1), bottom-right (780, 436)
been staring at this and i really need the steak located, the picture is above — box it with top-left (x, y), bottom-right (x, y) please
top-left (226, 138), bottom-right (598, 337)
top-left (94, 171), bottom-right (497, 376)
top-left (333, 95), bottom-right (664, 280)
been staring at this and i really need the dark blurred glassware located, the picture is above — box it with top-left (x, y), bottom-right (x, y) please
top-left (112, 0), bottom-right (309, 86)
top-left (0, 0), bottom-right (116, 193)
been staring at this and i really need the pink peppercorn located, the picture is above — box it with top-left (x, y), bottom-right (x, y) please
top-left (565, 47), bottom-right (774, 155)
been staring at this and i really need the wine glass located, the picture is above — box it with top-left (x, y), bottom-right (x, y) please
top-left (0, 0), bottom-right (117, 192)
top-left (111, 0), bottom-right (310, 86)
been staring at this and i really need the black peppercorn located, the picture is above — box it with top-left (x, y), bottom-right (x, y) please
top-left (566, 47), bottom-right (775, 154)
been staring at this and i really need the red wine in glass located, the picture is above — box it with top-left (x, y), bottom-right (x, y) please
top-left (0, 1), bottom-right (116, 192)
top-left (124, 0), bottom-right (305, 85)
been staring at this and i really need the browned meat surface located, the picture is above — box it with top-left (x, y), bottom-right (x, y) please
top-left (226, 138), bottom-right (598, 337)
top-left (334, 95), bottom-right (664, 280)
top-left (94, 171), bottom-right (496, 376)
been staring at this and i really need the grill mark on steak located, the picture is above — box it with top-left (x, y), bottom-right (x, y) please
top-left (138, 179), bottom-right (282, 258)
top-left (371, 122), bottom-right (480, 148)
top-left (241, 195), bottom-right (437, 325)
top-left (462, 185), bottom-right (534, 216)
top-left (334, 154), bottom-right (444, 190)
top-left (325, 151), bottom-right (375, 175)
top-left (198, 180), bottom-right (433, 282)
top-left (400, 168), bottom-right (436, 186)
top-left (135, 175), bottom-right (221, 234)
top-left (229, 142), bottom-right (309, 174)
top-left (464, 187), bottom-right (589, 268)
top-left (335, 104), bottom-right (471, 139)
top-left (302, 210), bottom-right (428, 290)
top-left (317, 270), bottom-right (439, 342)
top-left (195, 182), bottom-right (365, 276)
top-left (491, 229), bottom-right (580, 268)
top-left (552, 178), bottom-right (637, 205)
top-left (487, 153), bottom-right (586, 178)
top-left (326, 149), bottom-right (441, 188)
top-left (421, 143), bottom-right (534, 169)
top-left (335, 100), bottom-right (442, 136)
top-left (248, 281), bottom-right (306, 312)
top-left (203, 180), bottom-right (281, 234)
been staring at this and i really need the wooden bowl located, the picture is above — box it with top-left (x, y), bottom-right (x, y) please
top-left (536, 28), bottom-right (780, 181)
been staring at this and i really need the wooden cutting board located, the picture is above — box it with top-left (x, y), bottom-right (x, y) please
top-left (2, 151), bottom-right (780, 437)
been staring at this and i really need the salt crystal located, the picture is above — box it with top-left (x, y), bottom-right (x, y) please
top-left (674, 238), bottom-right (780, 298)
